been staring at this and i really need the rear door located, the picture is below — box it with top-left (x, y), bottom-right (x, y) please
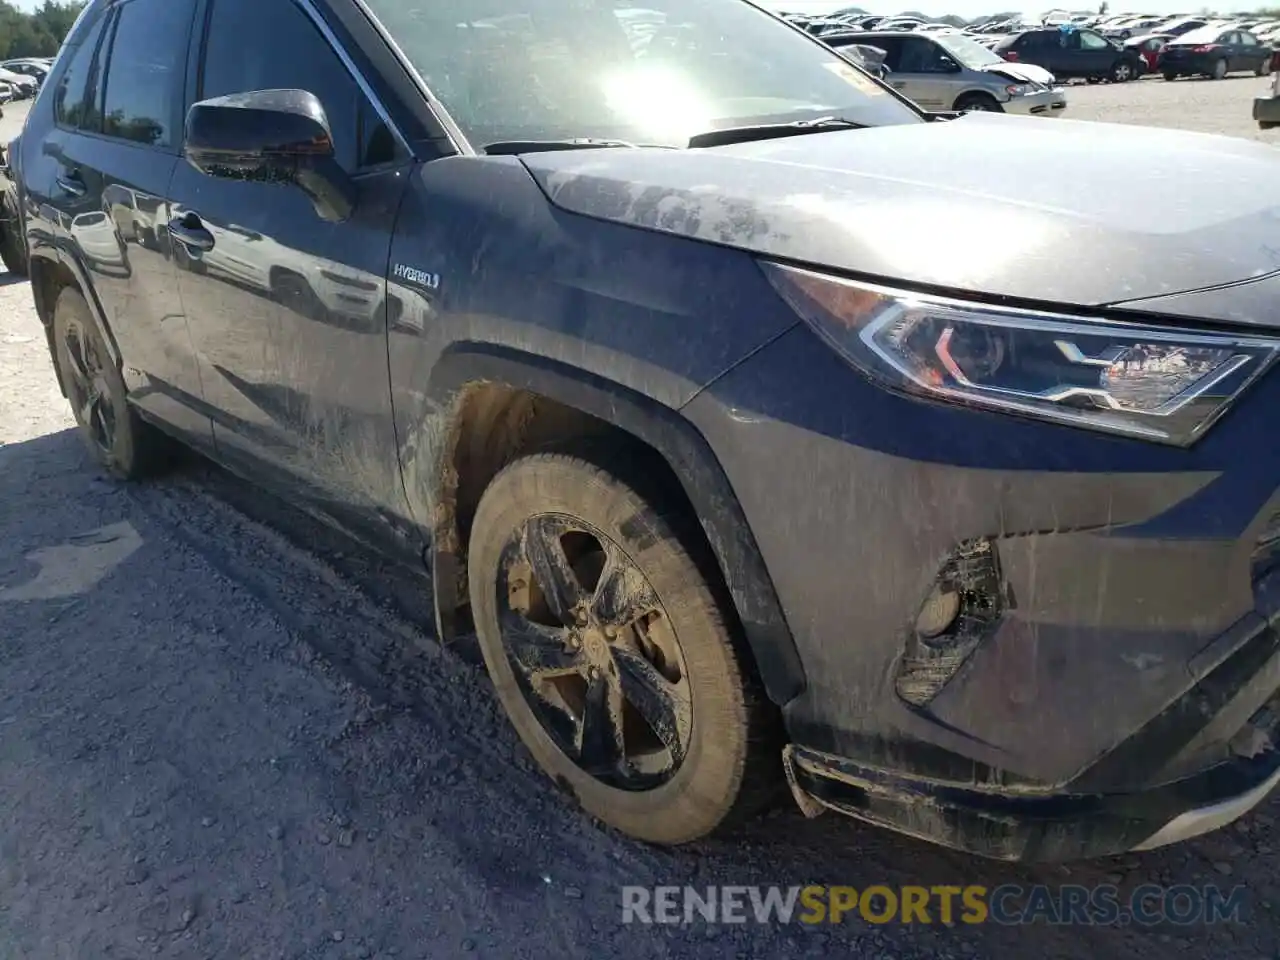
top-left (170, 0), bottom-right (413, 544)
top-left (1020, 31), bottom-right (1062, 74)
top-left (37, 0), bottom-right (211, 446)
top-left (1238, 31), bottom-right (1265, 71)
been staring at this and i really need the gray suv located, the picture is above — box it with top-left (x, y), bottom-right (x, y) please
top-left (859, 30), bottom-right (1068, 114)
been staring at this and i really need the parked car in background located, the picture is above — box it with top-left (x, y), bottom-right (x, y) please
top-left (1102, 15), bottom-right (1164, 39)
top-left (1155, 16), bottom-right (1213, 37)
top-left (1255, 48), bottom-right (1280, 128)
top-left (1159, 25), bottom-right (1272, 79)
top-left (0, 137), bottom-right (25, 274)
top-left (0, 68), bottom-right (37, 99)
top-left (995, 26), bottom-right (1143, 82)
top-left (858, 30), bottom-right (1064, 113)
top-left (1, 60), bottom-right (50, 87)
top-left (1125, 32), bottom-right (1175, 73)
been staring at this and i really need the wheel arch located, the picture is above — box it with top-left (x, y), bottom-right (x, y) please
top-left (28, 248), bottom-right (119, 397)
top-left (423, 342), bottom-right (807, 707)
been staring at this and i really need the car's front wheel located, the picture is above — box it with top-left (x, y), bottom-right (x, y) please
top-left (953, 92), bottom-right (1001, 112)
top-left (52, 288), bottom-right (173, 479)
top-left (1111, 59), bottom-right (1135, 82)
top-left (468, 449), bottom-right (780, 844)
top-left (1163, 70), bottom-right (1178, 81)
top-left (1258, 59), bottom-right (1271, 77)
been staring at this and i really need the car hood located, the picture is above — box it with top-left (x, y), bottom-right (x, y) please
top-left (523, 114), bottom-right (1280, 321)
top-left (977, 61), bottom-right (1056, 84)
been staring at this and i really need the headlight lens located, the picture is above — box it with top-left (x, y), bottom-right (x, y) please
top-left (1004, 83), bottom-right (1035, 96)
top-left (763, 262), bottom-right (1279, 445)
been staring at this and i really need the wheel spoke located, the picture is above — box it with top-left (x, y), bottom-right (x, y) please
top-left (577, 671), bottom-right (626, 773)
top-left (613, 646), bottom-right (690, 766)
top-left (523, 516), bottom-right (587, 625)
top-left (591, 546), bottom-right (660, 630)
top-left (65, 333), bottom-right (91, 386)
top-left (501, 612), bottom-right (582, 680)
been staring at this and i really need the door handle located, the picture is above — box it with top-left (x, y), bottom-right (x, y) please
top-left (168, 213), bottom-right (214, 252)
top-left (56, 171), bottom-right (85, 197)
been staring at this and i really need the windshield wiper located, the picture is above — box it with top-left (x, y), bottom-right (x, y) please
top-left (481, 138), bottom-right (643, 155)
top-left (687, 116), bottom-right (866, 149)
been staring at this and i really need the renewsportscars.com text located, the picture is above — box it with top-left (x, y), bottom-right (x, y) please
top-left (620, 884), bottom-right (1247, 927)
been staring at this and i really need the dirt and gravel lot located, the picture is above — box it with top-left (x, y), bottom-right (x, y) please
top-left (2, 78), bottom-right (1279, 960)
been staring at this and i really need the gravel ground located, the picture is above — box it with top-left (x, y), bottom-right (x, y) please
top-left (2, 80), bottom-right (1279, 960)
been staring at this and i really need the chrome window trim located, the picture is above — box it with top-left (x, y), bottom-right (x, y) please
top-left (294, 0), bottom-right (414, 161)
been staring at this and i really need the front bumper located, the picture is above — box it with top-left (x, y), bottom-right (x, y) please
top-left (685, 321), bottom-right (1280, 860)
top-left (1255, 93), bottom-right (1280, 126)
top-left (1003, 88), bottom-right (1068, 117)
top-left (782, 574), bottom-right (1280, 860)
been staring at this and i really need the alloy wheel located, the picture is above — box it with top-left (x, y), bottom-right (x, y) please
top-left (496, 513), bottom-right (693, 791)
top-left (61, 318), bottom-right (117, 456)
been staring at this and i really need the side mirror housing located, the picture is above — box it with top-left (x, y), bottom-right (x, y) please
top-left (183, 88), bottom-right (356, 223)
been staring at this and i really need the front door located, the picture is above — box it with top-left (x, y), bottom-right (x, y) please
top-left (171, 0), bottom-right (414, 552)
top-left (34, 0), bottom-right (211, 446)
top-left (892, 37), bottom-right (960, 110)
top-left (1077, 30), bottom-right (1116, 75)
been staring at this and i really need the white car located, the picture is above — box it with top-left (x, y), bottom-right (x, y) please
top-left (0, 68), bottom-right (36, 98)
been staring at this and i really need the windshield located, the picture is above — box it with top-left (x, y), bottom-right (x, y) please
top-left (932, 32), bottom-right (1007, 68)
top-left (362, 0), bottom-right (921, 149)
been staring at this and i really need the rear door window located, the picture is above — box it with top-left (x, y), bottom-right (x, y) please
top-left (99, 0), bottom-right (193, 148)
top-left (53, 12), bottom-right (109, 132)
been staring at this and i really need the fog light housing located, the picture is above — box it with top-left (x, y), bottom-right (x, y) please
top-left (896, 538), bottom-right (1006, 707)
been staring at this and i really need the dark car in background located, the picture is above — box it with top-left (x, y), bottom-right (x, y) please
top-left (994, 26), bottom-right (1143, 82)
top-left (1159, 25), bottom-right (1273, 80)
top-left (12, 0), bottom-right (1280, 865)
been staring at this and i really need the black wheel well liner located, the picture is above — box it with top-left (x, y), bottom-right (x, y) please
top-left (425, 343), bottom-right (807, 707)
top-left (29, 249), bottom-right (107, 397)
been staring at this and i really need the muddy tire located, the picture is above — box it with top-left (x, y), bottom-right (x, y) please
top-left (468, 449), bottom-right (781, 845)
top-left (0, 221), bottom-right (27, 276)
top-left (52, 288), bottom-right (174, 479)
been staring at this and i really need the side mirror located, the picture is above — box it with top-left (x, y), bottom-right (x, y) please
top-left (938, 55), bottom-right (962, 72)
top-left (183, 88), bottom-right (356, 223)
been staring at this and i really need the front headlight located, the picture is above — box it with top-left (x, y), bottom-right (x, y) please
top-left (763, 262), bottom-right (1279, 446)
top-left (1004, 83), bottom-right (1035, 97)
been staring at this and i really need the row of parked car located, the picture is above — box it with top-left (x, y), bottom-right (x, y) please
top-left (799, 12), bottom-right (1279, 102)
top-left (0, 57), bottom-right (53, 111)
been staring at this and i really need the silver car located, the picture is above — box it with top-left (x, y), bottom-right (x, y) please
top-left (858, 30), bottom-right (1068, 116)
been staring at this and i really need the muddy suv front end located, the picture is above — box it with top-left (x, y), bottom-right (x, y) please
top-left (683, 265), bottom-right (1280, 861)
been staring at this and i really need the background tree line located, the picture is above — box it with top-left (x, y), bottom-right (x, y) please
top-left (0, 1), bottom-right (85, 60)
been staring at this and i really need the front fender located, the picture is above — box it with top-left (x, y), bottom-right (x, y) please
top-left (423, 342), bottom-right (807, 707)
